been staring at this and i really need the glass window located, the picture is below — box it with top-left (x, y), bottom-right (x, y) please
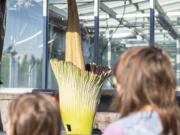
top-left (99, 1), bottom-right (149, 89)
top-left (1, 0), bottom-right (43, 88)
top-left (47, 0), bottom-right (94, 89)
top-left (47, 0), bottom-right (152, 90)
top-left (2, 0), bottom-right (179, 90)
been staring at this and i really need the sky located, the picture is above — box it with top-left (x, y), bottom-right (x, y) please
top-left (3, 0), bottom-right (43, 60)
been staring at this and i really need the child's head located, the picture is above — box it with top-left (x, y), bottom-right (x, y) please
top-left (112, 46), bottom-right (177, 116)
top-left (7, 92), bottom-right (61, 135)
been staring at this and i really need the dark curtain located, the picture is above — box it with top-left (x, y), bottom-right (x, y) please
top-left (0, 0), bottom-right (6, 84)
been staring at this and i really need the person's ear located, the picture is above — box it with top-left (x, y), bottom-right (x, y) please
top-left (115, 83), bottom-right (124, 98)
top-left (113, 76), bottom-right (121, 92)
top-left (116, 83), bottom-right (121, 92)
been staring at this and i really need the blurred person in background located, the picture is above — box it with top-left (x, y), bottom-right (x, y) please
top-left (103, 46), bottom-right (180, 135)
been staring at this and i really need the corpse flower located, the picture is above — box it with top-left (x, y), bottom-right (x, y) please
top-left (50, 0), bottom-right (112, 134)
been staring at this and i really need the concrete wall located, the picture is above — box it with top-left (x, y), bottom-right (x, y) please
top-left (0, 91), bottom-right (119, 132)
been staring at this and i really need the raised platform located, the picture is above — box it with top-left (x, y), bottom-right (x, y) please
top-left (2, 88), bottom-right (179, 133)
top-left (0, 88), bottom-right (119, 133)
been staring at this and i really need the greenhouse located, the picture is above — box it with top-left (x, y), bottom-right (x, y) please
top-left (0, 0), bottom-right (180, 134)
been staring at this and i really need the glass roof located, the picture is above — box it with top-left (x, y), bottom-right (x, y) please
top-left (49, 0), bottom-right (180, 50)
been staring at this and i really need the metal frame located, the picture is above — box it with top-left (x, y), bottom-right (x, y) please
top-left (0, 0), bottom-right (178, 89)
top-left (42, 0), bottom-right (48, 89)
top-left (93, 0), bottom-right (99, 64)
top-left (99, 2), bottom-right (150, 43)
top-left (43, 0), bottom-right (180, 89)
top-left (155, 0), bottom-right (178, 39)
top-left (149, 0), bottom-right (154, 46)
top-left (176, 39), bottom-right (180, 86)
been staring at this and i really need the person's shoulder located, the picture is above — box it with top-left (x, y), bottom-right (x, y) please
top-left (119, 111), bottom-right (162, 135)
top-left (103, 120), bottom-right (124, 135)
top-left (103, 111), bottom-right (162, 135)
top-left (118, 111), bottom-right (161, 127)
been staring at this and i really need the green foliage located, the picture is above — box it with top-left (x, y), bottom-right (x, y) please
top-left (1, 53), bottom-right (10, 87)
top-left (36, 59), bottom-right (42, 88)
top-left (18, 55), bottom-right (29, 87)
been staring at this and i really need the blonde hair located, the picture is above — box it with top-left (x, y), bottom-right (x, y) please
top-left (113, 46), bottom-right (180, 135)
top-left (7, 92), bottom-right (61, 135)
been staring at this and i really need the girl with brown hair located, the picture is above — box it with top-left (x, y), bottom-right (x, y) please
top-left (103, 46), bottom-right (180, 135)
top-left (6, 92), bottom-right (61, 135)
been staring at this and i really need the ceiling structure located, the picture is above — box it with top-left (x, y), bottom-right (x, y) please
top-left (48, 0), bottom-right (180, 52)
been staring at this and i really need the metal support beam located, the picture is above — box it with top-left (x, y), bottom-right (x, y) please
top-left (107, 30), bottom-right (113, 68)
top-left (176, 39), bottom-right (180, 87)
top-left (93, 0), bottom-right (99, 64)
top-left (42, 0), bottom-right (48, 89)
top-left (155, 0), bottom-right (179, 39)
top-left (49, 0), bottom-right (127, 4)
top-left (49, 5), bottom-right (67, 19)
top-left (100, 2), bottom-right (150, 42)
top-left (79, 12), bottom-right (180, 20)
top-left (100, 2), bottom-right (121, 22)
top-left (150, 0), bottom-right (155, 46)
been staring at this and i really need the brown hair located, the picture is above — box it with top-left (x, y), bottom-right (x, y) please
top-left (7, 92), bottom-right (61, 135)
top-left (113, 46), bottom-right (180, 135)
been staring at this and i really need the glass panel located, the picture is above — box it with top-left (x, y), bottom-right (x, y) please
top-left (47, 0), bottom-right (151, 90)
top-left (47, 0), bottom-right (94, 89)
top-left (99, 1), bottom-right (149, 90)
top-left (1, 0), bottom-right (43, 88)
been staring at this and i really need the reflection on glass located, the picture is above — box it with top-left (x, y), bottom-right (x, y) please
top-left (47, 0), bottom-right (155, 90)
top-left (1, 0), bottom-right (43, 88)
top-left (98, 4), bottom-right (150, 89)
top-left (47, 1), bottom-right (94, 89)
